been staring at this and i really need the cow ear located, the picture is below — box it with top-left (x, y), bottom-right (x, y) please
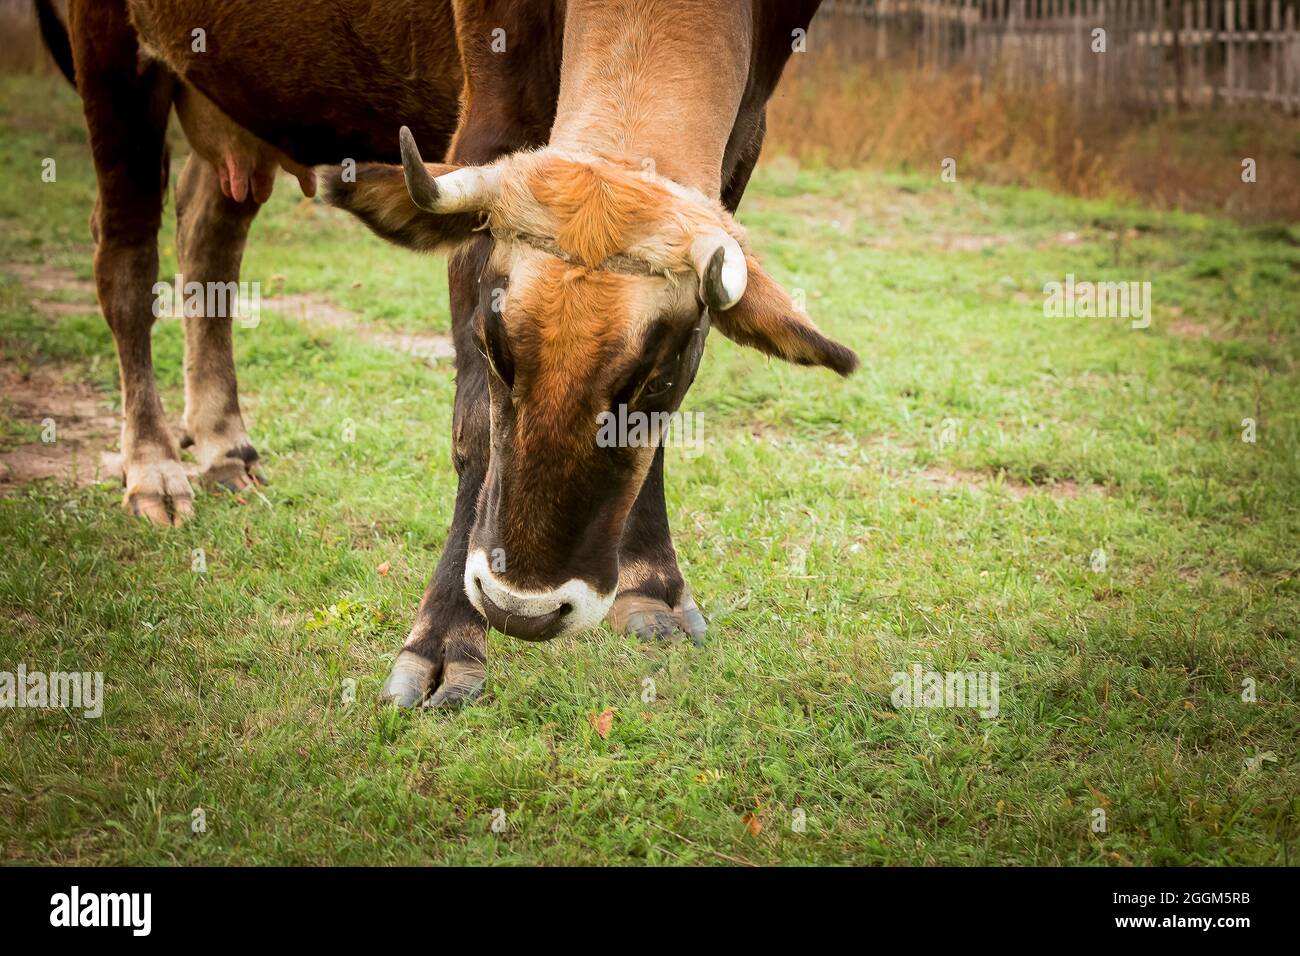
top-left (320, 162), bottom-right (482, 253)
top-left (709, 255), bottom-right (859, 376)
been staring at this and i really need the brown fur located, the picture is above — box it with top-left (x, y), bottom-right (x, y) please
top-left (320, 161), bottom-right (480, 253)
top-left (548, 0), bottom-right (753, 194)
top-left (330, 144), bottom-right (857, 384)
top-left (325, 0), bottom-right (850, 611)
top-left (124, 0), bottom-right (464, 165)
top-left (174, 153), bottom-right (262, 486)
top-left (712, 256), bottom-right (860, 375)
top-left (510, 260), bottom-right (639, 454)
top-left (525, 158), bottom-right (664, 268)
top-left (55, 0), bottom-right (837, 702)
top-left (58, 0), bottom-right (465, 522)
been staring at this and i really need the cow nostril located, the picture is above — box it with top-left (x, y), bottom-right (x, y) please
top-left (557, 602), bottom-right (572, 616)
top-left (473, 577), bottom-right (483, 594)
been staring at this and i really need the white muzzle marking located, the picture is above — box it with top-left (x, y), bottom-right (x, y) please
top-left (463, 549), bottom-right (614, 636)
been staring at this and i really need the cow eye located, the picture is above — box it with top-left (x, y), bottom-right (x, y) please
top-left (643, 369), bottom-right (675, 400)
top-left (616, 359), bottom-right (679, 413)
top-left (610, 323), bottom-right (672, 409)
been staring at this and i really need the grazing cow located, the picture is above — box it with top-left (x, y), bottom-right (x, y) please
top-left (325, 0), bottom-right (856, 706)
top-left (44, 0), bottom-right (855, 708)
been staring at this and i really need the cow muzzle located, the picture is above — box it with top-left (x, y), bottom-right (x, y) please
top-left (463, 549), bottom-right (614, 641)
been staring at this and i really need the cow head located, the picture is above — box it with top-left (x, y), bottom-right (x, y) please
top-left (323, 129), bottom-right (856, 640)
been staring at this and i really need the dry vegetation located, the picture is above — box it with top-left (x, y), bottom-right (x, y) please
top-left (5, 5), bottom-right (1295, 221)
top-left (767, 43), bottom-right (1300, 224)
top-left (0, 4), bottom-right (60, 76)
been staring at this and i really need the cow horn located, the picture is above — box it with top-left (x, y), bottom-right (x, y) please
top-left (692, 231), bottom-right (748, 312)
top-left (399, 126), bottom-right (441, 211)
top-left (399, 125), bottom-right (502, 215)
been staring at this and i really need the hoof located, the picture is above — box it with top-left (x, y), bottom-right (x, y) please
top-left (608, 590), bottom-right (707, 646)
top-left (200, 446), bottom-right (267, 493)
top-left (380, 651), bottom-right (436, 707)
top-left (123, 459), bottom-right (196, 527)
top-left (423, 661), bottom-right (486, 709)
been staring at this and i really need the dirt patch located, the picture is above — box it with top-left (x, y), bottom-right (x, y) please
top-left (916, 465), bottom-right (1099, 500)
top-left (931, 233), bottom-right (1008, 252)
top-left (0, 261), bottom-right (455, 492)
top-left (0, 362), bottom-right (120, 494)
top-left (1167, 317), bottom-right (1229, 341)
top-left (0, 264), bottom-right (117, 494)
top-left (863, 232), bottom-right (1013, 252)
top-left (263, 293), bottom-right (454, 361)
top-left (31, 300), bottom-right (98, 318)
top-left (3, 263), bottom-right (94, 297)
top-left (3, 262), bottom-right (455, 362)
top-left (2, 263), bottom-right (99, 318)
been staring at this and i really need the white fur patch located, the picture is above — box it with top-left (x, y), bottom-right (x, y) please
top-left (463, 548), bottom-right (614, 636)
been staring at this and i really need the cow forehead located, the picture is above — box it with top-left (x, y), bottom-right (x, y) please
top-left (495, 245), bottom-right (696, 361)
top-left (487, 149), bottom-right (742, 276)
top-left (475, 149), bottom-right (725, 413)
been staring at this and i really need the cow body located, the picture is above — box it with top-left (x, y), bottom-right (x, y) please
top-left (48, 0), bottom-right (463, 518)
top-left (49, 0), bottom-right (848, 707)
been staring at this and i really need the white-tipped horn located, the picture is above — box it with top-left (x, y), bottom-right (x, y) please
top-left (398, 124), bottom-right (502, 214)
top-left (692, 231), bottom-right (748, 312)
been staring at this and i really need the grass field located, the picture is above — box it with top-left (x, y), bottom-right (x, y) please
top-left (1, 73), bottom-right (1298, 865)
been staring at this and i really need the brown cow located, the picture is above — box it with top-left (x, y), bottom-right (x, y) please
top-left (44, 0), bottom-right (854, 708)
top-left (41, 0), bottom-right (464, 521)
top-left (324, 0), bottom-right (855, 705)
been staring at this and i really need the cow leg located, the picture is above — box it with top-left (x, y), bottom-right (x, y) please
top-left (381, 245), bottom-right (491, 708)
top-left (174, 152), bottom-right (264, 490)
top-left (70, 3), bottom-right (190, 525)
top-left (383, 457), bottom-right (489, 708)
top-left (608, 448), bottom-right (707, 644)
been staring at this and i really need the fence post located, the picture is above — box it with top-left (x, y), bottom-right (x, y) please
top-left (1271, 0), bottom-right (1280, 105)
top-left (1288, 3), bottom-right (1297, 112)
top-left (1174, 0), bottom-right (1185, 110)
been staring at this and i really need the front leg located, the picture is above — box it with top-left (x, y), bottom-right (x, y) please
top-left (383, 447), bottom-right (489, 708)
top-left (608, 447), bottom-right (707, 644)
top-left (382, 246), bottom-right (491, 707)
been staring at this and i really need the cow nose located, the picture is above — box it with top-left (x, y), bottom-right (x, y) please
top-left (472, 574), bottom-right (571, 641)
top-left (463, 549), bottom-right (615, 640)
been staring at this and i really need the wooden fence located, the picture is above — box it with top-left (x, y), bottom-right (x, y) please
top-left (4, 1), bottom-right (1298, 112)
top-left (819, 0), bottom-right (1300, 112)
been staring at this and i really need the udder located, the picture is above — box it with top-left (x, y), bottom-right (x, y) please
top-left (174, 82), bottom-right (316, 204)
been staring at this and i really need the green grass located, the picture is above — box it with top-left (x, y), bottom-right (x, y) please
top-left (1, 74), bottom-right (1297, 865)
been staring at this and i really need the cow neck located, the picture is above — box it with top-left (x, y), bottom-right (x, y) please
top-left (547, 0), bottom-right (751, 199)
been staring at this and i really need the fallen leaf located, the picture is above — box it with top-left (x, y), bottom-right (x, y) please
top-left (589, 707), bottom-right (615, 739)
top-left (376, 561), bottom-right (391, 576)
top-left (1243, 751), bottom-right (1278, 775)
top-left (1085, 783), bottom-right (1112, 808)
